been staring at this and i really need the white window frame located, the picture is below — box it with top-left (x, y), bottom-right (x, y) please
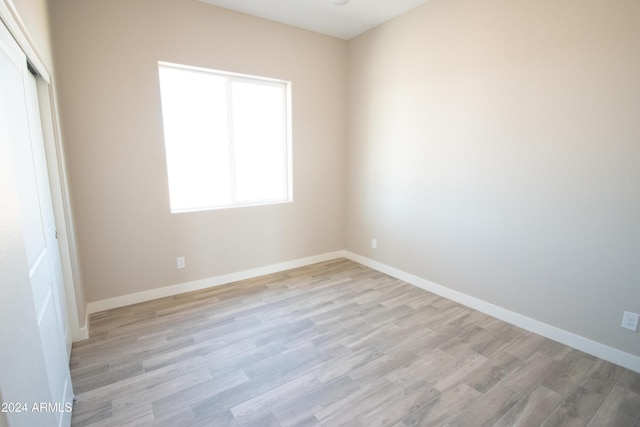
top-left (158, 61), bottom-right (293, 213)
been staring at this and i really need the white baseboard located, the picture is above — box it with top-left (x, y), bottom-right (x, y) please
top-left (72, 315), bottom-right (89, 342)
top-left (85, 250), bottom-right (346, 316)
top-left (80, 248), bottom-right (640, 373)
top-left (344, 251), bottom-right (640, 374)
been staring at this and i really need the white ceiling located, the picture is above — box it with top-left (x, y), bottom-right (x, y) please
top-left (197, 0), bottom-right (430, 40)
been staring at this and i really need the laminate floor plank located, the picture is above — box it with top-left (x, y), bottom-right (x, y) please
top-left (442, 384), bottom-right (522, 427)
top-left (586, 385), bottom-right (640, 427)
top-left (541, 359), bottom-right (628, 427)
top-left (400, 383), bottom-right (481, 426)
top-left (356, 378), bottom-right (440, 427)
top-left (230, 372), bottom-right (322, 425)
top-left (313, 377), bottom-right (398, 426)
top-left (272, 376), bottom-right (360, 427)
top-left (493, 385), bottom-right (564, 427)
top-left (150, 369), bottom-right (250, 419)
top-left (348, 348), bottom-right (419, 386)
top-left (462, 351), bottom-right (521, 393)
top-left (70, 258), bottom-right (639, 426)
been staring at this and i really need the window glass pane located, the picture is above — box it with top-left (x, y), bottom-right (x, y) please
top-left (158, 63), bottom-right (291, 212)
top-left (159, 66), bottom-right (231, 211)
top-left (231, 80), bottom-right (287, 202)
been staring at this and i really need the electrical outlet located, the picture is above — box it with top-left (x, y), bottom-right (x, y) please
top-left (621, 311), bottom-right (639, 332)
top-left (176, 256), bottom-right (186, 269)
top-left (371, 238), bottom-right (377, 249)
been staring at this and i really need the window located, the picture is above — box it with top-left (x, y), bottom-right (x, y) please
top-left (158, 62), bottom-right (292, 212)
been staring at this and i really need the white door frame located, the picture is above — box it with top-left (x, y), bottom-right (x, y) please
top-left (0, 0), bottom-right (87, 342)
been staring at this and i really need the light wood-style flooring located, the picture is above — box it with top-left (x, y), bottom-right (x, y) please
top-left (70, 259), bottom-right (640, 426)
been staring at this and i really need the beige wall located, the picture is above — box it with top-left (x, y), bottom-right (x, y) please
top-left (48, 0), bottom-right (639, 361)
top-left (50, 0), bottom-right (348, 303)
top-left (11, 0), bottom-right (52, 67)
top-left (346, 0), bottom-right (640, 356)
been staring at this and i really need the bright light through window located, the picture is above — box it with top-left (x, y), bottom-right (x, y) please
top-left (158, 62), bottom-right (292, 212)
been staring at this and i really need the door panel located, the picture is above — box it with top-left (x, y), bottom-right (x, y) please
top-left (24, 65), bottom-right (71, 360)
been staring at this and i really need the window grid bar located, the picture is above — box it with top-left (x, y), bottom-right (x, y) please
top-left (225, 77), bottom-right (237, 205)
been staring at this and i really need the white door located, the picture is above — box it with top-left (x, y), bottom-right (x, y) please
top-left (0, 22), bottom-right (73, 427)
top-left (24, 59), bottom-right (72, 361)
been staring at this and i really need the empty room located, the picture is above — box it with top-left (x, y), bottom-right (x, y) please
top-left (1, 0), bottom-right (639, 426)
